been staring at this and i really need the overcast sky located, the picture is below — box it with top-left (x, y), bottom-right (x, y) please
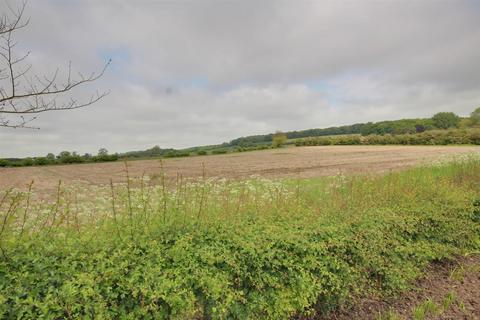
top-left (1, 0), bottom-right (479, 158)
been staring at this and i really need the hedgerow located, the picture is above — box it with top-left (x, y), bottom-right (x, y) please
top-left (0, 156), bottom-right (479, 319)
top-left (295, 128), bottom-right (480, 146)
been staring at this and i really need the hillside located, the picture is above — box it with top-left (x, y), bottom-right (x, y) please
top-left (0, 112), bottom-right (476, 167)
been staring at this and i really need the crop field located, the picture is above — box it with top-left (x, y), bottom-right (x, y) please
top-left (2, 0), bottom-right (480, 318)
top-left (0, 145), bottom-right (478, 193)
top-left (0, 146), bottom-right (479, 319)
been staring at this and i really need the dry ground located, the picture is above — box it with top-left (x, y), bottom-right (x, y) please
top-left (319, 255), bottom-right (480, 320)
top-left (1, 145), bottom-right (478, 192)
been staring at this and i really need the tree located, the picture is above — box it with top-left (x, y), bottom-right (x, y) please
top-left (57, 151), bottom-right (71, 162)
top-left (33, 157), bottom-right (48, 165)
top-left (96, 148), bottom-right (116, 162)
top-left (415, 124), bottom-right (426, 133)
top-left (272, 131), bottom-right (287, 148)
top-left (57, 151), bottom-right (71, 159)
top-left (98, 148), bottom-right (108, 156)
top-left (432, 112), bottom-right (460, 129)
top-left (0, 2), bottom-right (109, 129)
top-left (46, 153), bottom-right (55, 161)
top-left (471, 107), bottom-right (480, 126)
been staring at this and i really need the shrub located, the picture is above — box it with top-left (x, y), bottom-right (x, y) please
top-left (295, 129), bottom-right (479, 146)
top-left (164, 151), bottom-right (190, 158)
top-left (255, 144), bottom-right (271, 150)
top-left (432, 112), bottom-right (460, 129)
top-left (94, 154), bottom-right (119, 162)
top-left (46, 153), bottom-right (56, 161)
top-left (0, 159), bottom-right (10, 167)
top-left (415, 124), bottom-right (426, 133)
top-left (212, 149), bottom-right (228, 154)
top-left (21, 158), bottom-right (34, 166)
top-left (469, 129), bottom-right (480, 145)
top-left (272, 131), bottom-right (287, 148)
top-left (470, 107), bottom-right (480, 126)
top-left (33, 157), bottom-right (49, 166)
top-left (333, 135), bottom-right (361, 145)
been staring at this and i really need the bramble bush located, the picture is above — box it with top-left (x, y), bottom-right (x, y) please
top-left (0, 156), bottom-right (479, 319)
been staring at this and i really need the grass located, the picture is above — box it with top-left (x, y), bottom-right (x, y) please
top-left (376, 291), bottom-right (463, 320)
top-left (442, 291), bottom-right (457, 310)
top-left (412, 299), bottom-right (439, 320)
top-left (410, 291), bottom-right (461, 320)
top-left (376, 309), bottom-right (403, 320)
top-left (0, 155), bottom-right (479, 319)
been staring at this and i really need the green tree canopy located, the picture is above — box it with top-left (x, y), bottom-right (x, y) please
top-left (46, 153), bottom-right (56, 161)
top-left (432, 112), bottom-right (460, 129)
top-left (98, 148), bottom-right (109, 156)
top-left (272, 131), bottom-right (287, 148)
top-left (57, 151), bottom-right (71, 160)
top-left (471, 107), bottom-right (480, 126)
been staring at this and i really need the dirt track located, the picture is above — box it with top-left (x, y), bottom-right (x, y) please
top-left (1, 145), bottom-right (478, 192)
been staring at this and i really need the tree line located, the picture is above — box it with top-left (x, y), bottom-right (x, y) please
top-left (294, 109), bottom-right (480, 147)
top-left (2, 109), bottom-right (479, 167)
top-left (0, 149), bottom-right (118, 167)
top-left (228, 111), bottom-right (473, 147)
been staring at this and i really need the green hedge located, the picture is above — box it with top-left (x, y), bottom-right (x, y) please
top-left (295, 129), bottom-right (480, 146)
top-left (0, 159), bottom-right (479, 319)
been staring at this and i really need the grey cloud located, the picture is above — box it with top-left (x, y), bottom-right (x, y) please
top-left (1, 0), bottom-right (479, 157)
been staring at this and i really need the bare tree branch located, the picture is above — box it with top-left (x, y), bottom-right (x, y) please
top-left (0, 1), bottom-right (109, 129)
top-left (0, 1), bottom-right (29, 36)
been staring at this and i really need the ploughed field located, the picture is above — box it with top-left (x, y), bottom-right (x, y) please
top-left (0, 145), bottom-right (478, 192)
top-left (1, 145), bottom-right (479, 319)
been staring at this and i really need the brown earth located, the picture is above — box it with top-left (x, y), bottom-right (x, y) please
top-left (318, 255), bottom-right (480, 320)
top-left (1, 145), bottom-right (478, 193)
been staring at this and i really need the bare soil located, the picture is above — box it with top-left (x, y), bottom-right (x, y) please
top-left (1, 145), bottom-right (478, 192)
top-left (319, 255), bottom-right (480, 320)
